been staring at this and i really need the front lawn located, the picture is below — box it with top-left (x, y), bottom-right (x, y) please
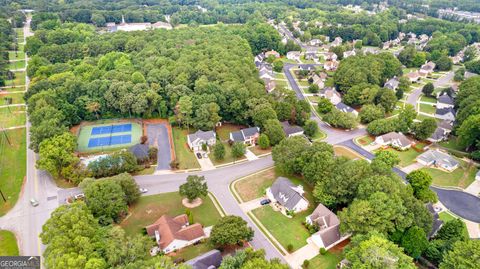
top-left (8, 60), bottom-right (25, 70)
top-left (210, 142), bottom-right (246, 166)
top-left (416, 113), bottom-right (437, 122)
top-left (419, 103), bottom-right (435, 115)
top-left (248, 145), bottom-right (271, 156)
top-left (308, 250), bottom-right (344, 269)
top-left (438, 212), bottom-right (469, 238)
top-left (375, 142), bottom-right (428, 167)
top-left (8, 51), bottom-right (25, 61)
top-left (422, 160), bottom-right (478, 188)
top-left (355, 135), bottom-right (375, 146)
top-left (235, 167), bottom-right (277, 202)
top-left (334, 146), bottom-right (364, 160)
top-left (120, 192), bottom-right (222, 237)
top-left (307, 96), bottom-right (321, 103)
top-left (172, 127), bottom-right (200, 170)
top-left (420, 95), bottom-right (437, 103)
top-left (1, 92), bottom-right (24, 104)
top-left (439, 137), bottom-right (467, 152)
top-left (0, 230), bottom-right (19, 255)
top-left (215, 124), bottom-right (244, 141)
top-left (0, 106), bottom-right (26, 128)
top-left (4, 71), bottom-right (26, 86)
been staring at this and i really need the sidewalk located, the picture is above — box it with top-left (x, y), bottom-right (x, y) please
top-left (284, 240), bottom-right (319, 269)
top-left (465, 179), bottom-right (480, 196)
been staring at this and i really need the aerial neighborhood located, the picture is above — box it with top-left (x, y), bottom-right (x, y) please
top-left (1, 1), bottom-right (480, 269)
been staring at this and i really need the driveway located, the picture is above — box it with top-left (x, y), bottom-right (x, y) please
top-left (197, 154), bottom-right (215, 171)
top-left (245, 149), bottom-right (258, 161)
top-left (402, 162), bottom-right (425, 173)
top-left (239, 198), bottom-right (264, 212)
top-left (285, 241), bottom-right (319, 269)
top-left (146, 124), bottom-right (172, 170)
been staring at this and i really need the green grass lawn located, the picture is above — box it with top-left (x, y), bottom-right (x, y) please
top-left (0, 129), bottom-right (26, 216)
top-left (17, 43), bottom-right (24, 52)
top-left (419, 103), bottom-right (436, 115)
top-left (1, 92), bottom-right (25, 104)
top-left (248, 145), bottom-right (271, 156)
top-left (375, 143), bottom-right (427, 167)
top-left (356, 135), bottom-right (375, 146)
top-left (420, 95), bottom-right (437, 103)
top-left (168, 240), bottom-right (216, 261)
top-left (297, 80), bottom-right (310, 87)
top-left (235, 167), bottom-right (277, 202)
top-left (215, 123), bottom-right (244, 141)
top-left (8, 51), bottom-right (25, 61)
top-left (210, 142), bottom-right (246, 166)
top-left (0, 106), bottom-right (26, 128)
top-left (334, 146), bottom-right (364, 160)
top-left (439, 137), bottom-right (466, 152)
top-left (438, 212), bottom-right (469, 238)
top-left (120, 192), bottom-right (222, 237)
top-left (8, 60), bottom-right (25, 70)
top-left (416, 113), bottom-right (437, 121)
top-left (172, 127), bottom-right (200, 170)
top-left (307, 96), bottom-right (321, 103)
top-left (15, 28), bottom-right (24, 39)
top-left (274, 72), bottom-right (286, 79)
top-left (4, 71), bottom-right (26, 86)
top-left (308, 251), bottom-right (343, 269)
top-left (0, 230), bottom-right (19, 255)
top-left (422, 159), bottom-right (477, 188)
top-left (275, 80), bottom-right (289, 89)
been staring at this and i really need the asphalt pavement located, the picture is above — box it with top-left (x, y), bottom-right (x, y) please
top-left (146, 123), bottom-right (172, 170)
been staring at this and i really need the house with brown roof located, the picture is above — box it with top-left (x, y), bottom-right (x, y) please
top-left (375, 132), bottom-right (413, 150)
top-left (306, 204), bottom-right (344, 249)
top-left (405, 71), bottom-right (421, 83)
top-left (265, 50), bottom-right (280, 58)
top-left (146, 214), bottom-right (207, 253)
top-left (323, 60), bottom-right (339, 71)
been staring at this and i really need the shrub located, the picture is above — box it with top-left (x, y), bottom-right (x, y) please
top-left (319, 248), bottom-right (327, 255)
top-left (287, 244), bottom-right (294, 252)
top-left (170, 159), bottom-right (179, 169)
top-left (148, 147), bottom-right (158, 162)
top-left (302, 260), bottom-right (310, 268)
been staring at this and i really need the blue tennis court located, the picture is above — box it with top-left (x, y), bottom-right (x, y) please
top-left (88, 134), bottom-right (132, 148)
top-left (91, 124), bottom-right (132, 135)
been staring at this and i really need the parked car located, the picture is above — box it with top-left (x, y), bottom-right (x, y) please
top-left (30, 198), bottom-right (39, 207)
top-left (140, 188), bottom-right (148, 193)
top-left (74, 193), bottom-right (85, 200)
top-left (196, 152), bottom-right (202, 159)
top-left (260, 199), bottom-right (271, 205)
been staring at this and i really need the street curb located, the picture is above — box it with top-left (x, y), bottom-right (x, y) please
top-left (208, 192), bottom-right (226, 217)
top-left (229, 167), bottom-right (275, 204)
top-left (246, 211), bottom-right (288, 256)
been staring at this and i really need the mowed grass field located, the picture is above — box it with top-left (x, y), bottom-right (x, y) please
top-left (120, 192), bottom-right (222, 237)
top-left (76, 121), bottom-right (142, 153)
top-left (0, 230), bottom-right (19, 255)
top-left (172, 127), bottom-right (200, 169)
top-left (0, 92), bottom-right (25, 104)
top-left (8, 60), bottom-right (25, 70)
top-left (4, 71), bottom-right (26, 86)
top-left (423, 160), bottom-right (478, 188)
top-left (8, 51), bottom-right (25, 61)
top-left (0, 106), bottom-right (26, 128)
top-left (0, 129), bottom-right (26, 216)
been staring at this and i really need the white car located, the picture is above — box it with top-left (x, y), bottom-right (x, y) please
top-left (140, 188), bottom-right (148, 194)
top-left (74, 193), bottom-right (85, 200)
top-left (30, 198), bottom-right (39, 207)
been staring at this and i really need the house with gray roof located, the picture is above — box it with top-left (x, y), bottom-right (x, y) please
top-left (416, 149), bottom-right (459, 172)
top-left (428, 120), bottom-right (453, 142)
top-left (375, 132), bottom-right (413, 150)
top-left (129, 143), bottom-right (150, 161)
top-left (435, 107), bottom-right (456, 121)
top-left (335, 102), bottom-right (358, 116)
top-left (426, 203), bottom-right (443, 239)
top-left (281, 121), bottom-right (304, 137)
top-left (306, 204), bottom-right (343, 249)
top-left (436, 94), bottom-right (454, 109)
top-left (384, 77), bottom-right (400, 90)
top-left (187, 130), bottom-right (216, 151)
top-left (266, 177), bottom-right (309, 213)
top-left (229, 127), bottom-right (260, 145)
top-left (186, 249), bottom-right (222, 269)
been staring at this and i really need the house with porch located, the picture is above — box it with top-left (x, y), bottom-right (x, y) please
top-left (187, 130), bottom-right (216, 151)
top-left (416, 149), bottom-right (459, 172)
top-left (306, 204), bottom-right (343, 249)
top-left (266, 177), bottom-right (309, 214)
top-left (375, 132), bottom-right (413, 150)
top-left (229, 127), bottom-right (260, 145)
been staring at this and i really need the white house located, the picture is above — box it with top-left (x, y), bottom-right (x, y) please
top-left (331, 37), bottom-right (343, 47)
top-left (435, 107), bottom-right (456, 121)
top-left (416, 149), bottom-right (459, 172)
top-left (309, 39), bottom-right (322, 46)
top-left (324, 60), bottom-right (339, 71)
top-left (286, 51), bottom-right (301, 61)
top-left (320, 87), bottom-right (342, 105)
top-left (375, 132), bottom-right (413, 150)
top-left (343, 50), bottom-right (356, 58)
top-left (266, 177), bottom-right (309, 213)
top-left (146, 214), bottom-right (207, 254)
top-left (187, 130), bottom-right (216, 151)
top-left (325, 52), bottom-right (338, 61)
top-left (306, 204), bottom-right (343, 249)
top-left (436, 94), bottom-right (454, 109)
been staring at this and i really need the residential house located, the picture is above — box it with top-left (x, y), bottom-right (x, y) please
top-left (325, 52), bottom-right (338, 61)
top-left (254, 53), bottom-right (265, 65)
top-left (187, 250), bottom-right (222, 269)
top-left (146, 214), bottom-right (206, 253)
top-left (382, 41), bottom-right (392, 50)
top-left (306, 204), bottom-right (342, 249)
top-left (263, 78), bottom-right (276, 93)
top-left (129, 143), bottom-right (150, 161)
top-left (436, 94), bottom-right (454, 109)
top-left (419, 34), bottom-right (430, 43)
top-left (407, 37), bottom-right (418, 45)
top-left (335, 102), bottom-right (358, 116)
top-left (451, 55), bottom-right (463, 64)
top-left (375, 132), bottom-right (413, 150)
top-left (305, 49), bottom-right (318, 61)
top-left (324, 60), bottom-right (339, 71)
top-left (428, 120), bottom-right (453, 142)
top-left (229, 127), bottom-right (260, 145)
top-left (259, 68), bottom-right (274, 80)
top-left (187, 130), bottom-right (216, 151)
top-left (265, 50), bottom-right (280, 58)
top-left (435, 107), bottom-right (456, 121)
top-left (363, 47), bottom-right (379, 54)
top-left (398, 32), bottom-right (406, 40)
top-left (331, 37), bottom-right (343, 47)
top-left (320, 87), bottom-right (342, 105)
top-left (384, 77), bottom-right (400, 90)
top-left (406, 72), bottom-right (421, 83)
top-left (281, 121), bottom-right (304, 137)
top-left (266, 177), bottom-right (309, 213)
top-left (309, 39), bottom-right (322, 46)
top-left (311, 74), bottom-right (325, 89)
top-left (287, 51), bottom-right (301, 61)
top-left (343, 50), bottom-right (356, 58)
top-left (420, 62), bottom-right (436, 76)
top-left (426, 203), bottom-right (444, 239)
top-left (417, 149), bottom-right (459, 172)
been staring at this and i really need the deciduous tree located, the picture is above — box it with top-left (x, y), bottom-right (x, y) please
top-left (179, 175), bottom-right (208, 202)
top-left (210, 216), bottom-right (254, 247)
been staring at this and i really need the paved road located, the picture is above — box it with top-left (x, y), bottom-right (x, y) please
top-left (406, 71), bottom-right (454, 111)
top-left (146, 123), bottom-right (172, 170)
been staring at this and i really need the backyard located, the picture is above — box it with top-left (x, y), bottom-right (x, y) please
top-left (7, 60), bottom-right (25, 70)
top-left (172, 127), bottom-right (200, 170)
top-left (420, 95), bottom-right (437, 103)
top-left (422, 160), bottom-right (478, 188)
top-left (439, 137), bottom-right (467, 152)
top-left (307, 240), bottom-right (348, 269)
top-left (0, 230), bottom-right (19, 256)
top-left (0, 92), bottom-right (25, 104)
top-left (8, 51), bottom-right (25, 61)
top-left (0, 129), bottom-right (26, 216)
top-left (215, 123), bottom-right (243, 142)
top-left (120, 192), bottom-right (222, 236)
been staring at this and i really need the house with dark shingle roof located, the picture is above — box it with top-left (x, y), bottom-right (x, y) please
top-left (435, 107), bottom-right (456, 121)
top-left (375, 132), bottom-right (413, 150)
top-left (436, 94), bottom-right (455, 109)
top-left (335, 102), bottom-right (358, 116)
top-left (426, 203), bottom-right (444, 239)
top-left (187, 249), bottom-right (222, 269)
top-left (281, 121), bottom-right (304, 137)
top-left (129, 143), bottom-right (150, 161)
top-left (229, 127), bottom-right (260, 145)
top-left (428, 120), bottom-right (453, 143)
top-left (146, 214), bottom-right (206, 253)
top-left (266, 177), bottom-right (309, 213)
top-left (187, 130), bottom-right (216, 151)
top-left (384, 77), bottom-right (400, 90)
top-left (306, 204), bottom-right (343, 249)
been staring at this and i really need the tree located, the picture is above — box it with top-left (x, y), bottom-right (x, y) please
top-left (398, 77), bottom-right (411, 95)
top-left (82, 179), bottom-right (128, 224)
top-left (322, 109), bottom-right (358, 129)
top-left (308, 84), bottom-right (320, 93)
top-left (373, 150), bottom-right (400, 168)
top-left (36, 132), bottom-right (78, 180)
top-left (179, 175), bottom-right (208, 202)
top-left (367, 118), bottom-right (396, 136)
top-left (175, 96), bottom-right (193, 129)
top-left (400, 226), bottom-right (429, 259)
top-left (434, 55), bottom-right (453, 71)
top-left (258, 134), bottom-right (270, 149)
top-left (435, 219), bottom-right (468, 241)
top-left (317, 98), bottom-right (333, 114)
top-left (210, 216), bottom-right (254, 247)
top-left (463, 46), bottom-right (477, 62)
top-left (376, 89), bottom-right (397, 113)
top-left (252, 103), bottom-right (278, 129)
top-left (272, 136), bottom-right (310, 175)
top-left (440, 240), bottom-right (480, 269)
top-left (111, 173), bottom-right (140, 205)
top-left (454, 67), bottom-right (465, 82)
top-left (457, 114), bottom-right (480, 150)
top-left (213, 143), bottom-right (226, 160)
top-left (345, 232), bottom-right (416, 269)
top-left (273, 60), bottom-right (283, 72)
top-left (263, 119), bottom-right (285, 145)
top-left (395, 104), bottom-right (417, 133)
top-left (231, 142), bottom-right (246, 161)
top-left (411, 118), bottom-right (437, 140)
top-left (359, 104), bottom-right (385, 124)
top-left (422, 82), bottom-right (435, 97)
top-left (303, 119), bottom-right (318, 138)
top-left (406, 170), bottom-right (437, 203)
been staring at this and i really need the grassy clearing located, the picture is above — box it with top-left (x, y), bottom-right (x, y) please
top-left (423, 160), bottom-right (477, 188)
top-left (248, 145), bottom-right (271, 156)
top-left (4, 71), bottom-right (26, 86)
top-left (0, 106), bottom-right (26, 128)
top-left (308, 248), bottom-right (344, 269)
top-left (420, 95), bottom-right (437, 103)
top-left (0, 92), bottom-right (24, 104)
top-left (8, 51), bottom-right (25, 61)
top-left (0, 230), bottom-right (19, 255)
top-left (0, 129), bottom-right (26, 216)
top-left (120, 192), bottom-right (222, 237)
top-left (235, 167), bottom-right (277, 202)
top-left (334, 146), bottom-right (364, 160)
top-left (210, 141), bottom-right (246, 166)
top-left (8, 60), bottom-right (25, 70)
top-left (439, 137), bottom-right (466, 152)
top-left (356, 135), bottom-right (375, 146)
top-left (215, 123), bottom-right (243, 141)
top-left (419, 103), bottom-right (436, 115)
top-left (172, 127), bottom-right (200, 170)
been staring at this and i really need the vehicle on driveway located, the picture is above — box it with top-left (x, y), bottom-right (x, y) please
top-left (260, 199), bottom-right (271, 205)
top-left (196, 152), bottom-right (202, 159)
top-left (140, 188), bottom-right (148, 193)
top-left (74, 193), bottom-right (85, 200)
top-left (30, 198), bottom-right (39, 207)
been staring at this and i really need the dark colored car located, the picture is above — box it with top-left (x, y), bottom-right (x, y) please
top-left (260, 199), bottom-right (271, 205)
top-left (196, 152), bottom-right (202, 159)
